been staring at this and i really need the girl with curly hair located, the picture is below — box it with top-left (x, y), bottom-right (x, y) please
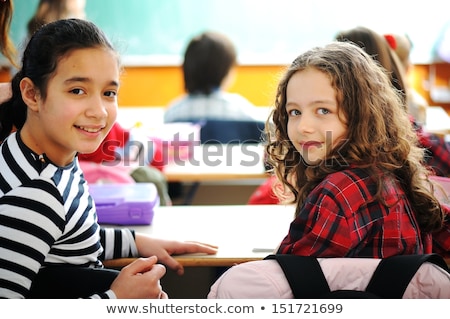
top-left (266, 41), bottom-right (450, 258)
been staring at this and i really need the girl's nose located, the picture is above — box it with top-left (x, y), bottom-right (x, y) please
top-left (86, 97), bottom-right (108, 118)
top-left (297, 113), bottom-right (314, 134)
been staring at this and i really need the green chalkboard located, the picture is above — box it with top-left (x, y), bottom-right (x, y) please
top-left (9, 0), bottom-right (450, 65)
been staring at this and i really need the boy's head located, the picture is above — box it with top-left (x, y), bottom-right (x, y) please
top-left (182, 31), bottom-right (237, 95)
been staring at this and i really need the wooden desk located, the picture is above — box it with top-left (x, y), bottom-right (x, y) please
top-left (103, 204), bottom-right (295, 268)
top-left (424, 106), bottom-right (450, 135)
top-left (103, 203), bottom-right (450, 269)
top-left (162, 144), bottom-right (269, 204)
top-left (102, 205), bottom-right (450, 298)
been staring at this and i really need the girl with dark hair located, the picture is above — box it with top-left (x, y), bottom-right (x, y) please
top-left (0, 18), bottom-right (216, 299)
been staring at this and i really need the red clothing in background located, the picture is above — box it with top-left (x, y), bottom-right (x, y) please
top-left (78, 123), bottom-right (130, 163)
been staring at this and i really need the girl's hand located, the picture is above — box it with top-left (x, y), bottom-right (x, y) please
top-left (111, 256), bottom-right (167, 299)
top-left (135, 233), bottom-right (218, 275)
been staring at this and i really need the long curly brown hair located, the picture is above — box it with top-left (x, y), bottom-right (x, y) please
top-left (266, 41), bottom-right (444, 233)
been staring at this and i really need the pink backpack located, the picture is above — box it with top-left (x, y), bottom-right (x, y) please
top-left (78, 160), bottom-right (135, 184)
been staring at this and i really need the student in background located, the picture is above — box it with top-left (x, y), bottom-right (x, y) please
top-left (384, 33), bottom-right (428, 124)
top-left (337, 29), bottom-right (427, 125)
top-left (247, 172), bottom-right (291, 205)
top-left (0, 0), bottom-right (15, 106)
top-left (164, 30), bottom-right (259, 123)
top-left (266, 42), bottom-right (450, 258)
top-left (335, 26), bottom-right (450, 177)
top-left (335, 26), bottom-right (407, 101)
top-left (0, 0), bottom-right (17, 68)
top-left (27, 0), bottom-right (86, 37)
top-left (164, 31), bottom-right (262, 200)
top-left (0, 18), bottom-right (217, 299)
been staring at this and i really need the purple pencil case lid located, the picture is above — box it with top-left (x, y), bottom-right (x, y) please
top-left (89, 183), bottom-right (159, 225)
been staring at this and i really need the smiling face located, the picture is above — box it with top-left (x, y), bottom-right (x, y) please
top-left (286, 68), bottom-right (347, 166)
top-left (20, 47), bottom-right (119, 166)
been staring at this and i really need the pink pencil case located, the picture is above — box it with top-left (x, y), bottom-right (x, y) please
top-left (89, 183), bottom-right (159, 225)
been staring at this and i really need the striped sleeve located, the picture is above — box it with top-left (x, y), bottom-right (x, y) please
top-left (89, 289), bottom-right (117, 299)
top-left (98, 228), bottom-right (138, 261)
top-left (0, 179), bottom-right (65, 298)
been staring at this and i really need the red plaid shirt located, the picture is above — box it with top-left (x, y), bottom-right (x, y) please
top-left (277, 168), bottom-right (450, 258)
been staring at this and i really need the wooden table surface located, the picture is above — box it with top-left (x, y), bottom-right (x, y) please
top-left (103, 204), bottom-right (296, 268)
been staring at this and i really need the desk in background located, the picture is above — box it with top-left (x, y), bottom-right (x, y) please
top-left (163, 144), bottom-right (269, 205)
top-left (116, 108), bottom-right (272, 204)
top-left (163, 144), bottom-right (268, 182)
top-left (424, 106), bottom-right (450, 135)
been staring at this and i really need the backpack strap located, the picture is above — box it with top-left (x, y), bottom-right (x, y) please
top-left (365, 253), bottom-right (449, 298)
top-left (264, 254), bottom-right (331, 298)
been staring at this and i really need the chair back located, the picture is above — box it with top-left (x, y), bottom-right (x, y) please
top-left (208, 256), bottom-right (450, 299)
top-left (197, 119), bottom-right (265, 144)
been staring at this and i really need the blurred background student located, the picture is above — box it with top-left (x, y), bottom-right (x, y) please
top-left (26, 0), bottom-right (86, 38)
top-left (335, 26), bottom-right (407, 102)
top-left (0, 0), bottom-right (17, 68)
top-left (164, 30), bottom-right (263, 202)
top-left (384, 32), bottom-right (428, 124)
top-left (0, 0), bottom-right (16, 103)
top-left (164, 30), bottom-right (259, 123)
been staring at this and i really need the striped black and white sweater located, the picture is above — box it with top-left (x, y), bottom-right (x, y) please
top-left (0, 132), bottom-right (139, 298)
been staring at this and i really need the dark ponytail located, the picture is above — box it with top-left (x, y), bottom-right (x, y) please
top-left (0, 71), bottom-right (27, 141)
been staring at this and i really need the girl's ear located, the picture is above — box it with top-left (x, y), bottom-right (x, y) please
top-left (19, 77), bottom-right (40, 111)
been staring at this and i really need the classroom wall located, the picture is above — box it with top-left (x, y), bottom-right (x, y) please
top-left (118, 63), bottom-right (450, 111)
top-left (118, 65), bottom-right (284, 107)
top-left (0, 68), bottom-right (11, 82)
top-left (9, 0), bottom-right (450, 109)
top-left (2, 62), bottom-right (449, 111)
top-left (411, 63), bottom-right (450, 110)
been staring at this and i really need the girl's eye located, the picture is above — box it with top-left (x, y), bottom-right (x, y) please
top-left (70, 88), bottom-right (85, 95)
top-left (288, 109), bottom-right (301, 116)
top-left (104, 91), bottom-right (117, 98)
top-left (318, 108), bottom-right (330, 115)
